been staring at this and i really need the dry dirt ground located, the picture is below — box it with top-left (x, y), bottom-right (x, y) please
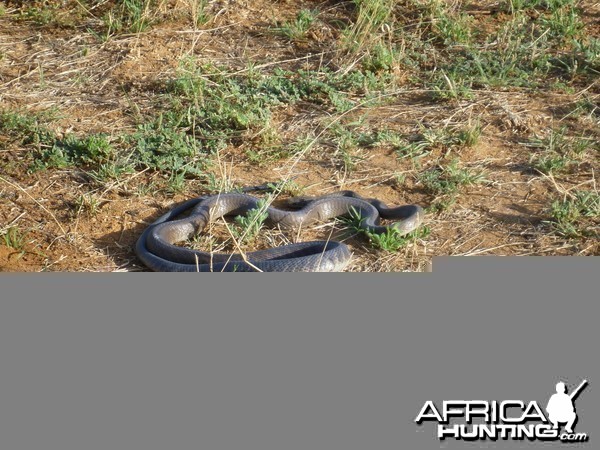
top-left (0, 0), bottom-right (598, 272)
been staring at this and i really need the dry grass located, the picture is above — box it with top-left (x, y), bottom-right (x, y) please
top-left (0, 0), bottom-right (598, 272)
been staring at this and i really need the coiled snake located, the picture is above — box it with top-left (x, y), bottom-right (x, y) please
top-left (135, 190), bottom-right (424, 272)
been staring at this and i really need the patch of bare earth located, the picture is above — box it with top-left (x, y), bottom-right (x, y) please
top-left (0, 0), bottom-right (598, 272)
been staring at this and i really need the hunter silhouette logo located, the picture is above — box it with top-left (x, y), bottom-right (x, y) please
top-left (415, 379), bottom-right (589, 443)
top-left (547, 379), bottom-right (587, 434)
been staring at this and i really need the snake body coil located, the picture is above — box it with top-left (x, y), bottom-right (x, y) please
top-left (135, 191), bottom-right (424, 272)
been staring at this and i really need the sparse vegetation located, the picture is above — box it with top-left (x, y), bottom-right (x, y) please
top-left (188, 0), bottom-right (210, 27)
top-left (73, 193), bottom-right (102, 218)
top-left (232, 198), bottom-right (271, 245)
top-left (1, 226), bottom-right (28, 255)
top-left (273, 9), bottom-right (318, 41)
top-left (365, 226), bottom-right (431, 252)
top-left (546, 191), bottom-right (600, 238)
top-left (0, 0), bottom-right (598, 271)
top-left (527, 128), bottom-right (594, 175)
top-left (341, 0), bottom-right (395, 56)
top-left (344, 207), bottom-right (431, 252)
top-left (418, 160), bottom-right (488, 211)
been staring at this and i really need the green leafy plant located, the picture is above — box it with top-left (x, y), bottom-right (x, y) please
top-left (527, 128), bottom-right (593, 175)
top-left (418, 159), bottom-right (487, 211)
top-left (345, 208), bottom-right (430, 252)
top-left (546, 191), bottom-right (600, 238)
top-left (273, 9), bottom-right (317, 40)
top-left (232, 198), bottom-right (271, 244)
top-left (2, 226), bottom-right (28, 253)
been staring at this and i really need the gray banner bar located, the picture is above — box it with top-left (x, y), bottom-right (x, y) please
top-left (0, 257), bottom-right (597, 450)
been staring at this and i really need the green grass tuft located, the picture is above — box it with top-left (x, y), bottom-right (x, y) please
top-left (546, 191), bottom-right (600, 238)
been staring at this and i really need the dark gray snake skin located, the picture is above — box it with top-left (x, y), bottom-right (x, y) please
top-left (135, 191), bottom-right (424, 272)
